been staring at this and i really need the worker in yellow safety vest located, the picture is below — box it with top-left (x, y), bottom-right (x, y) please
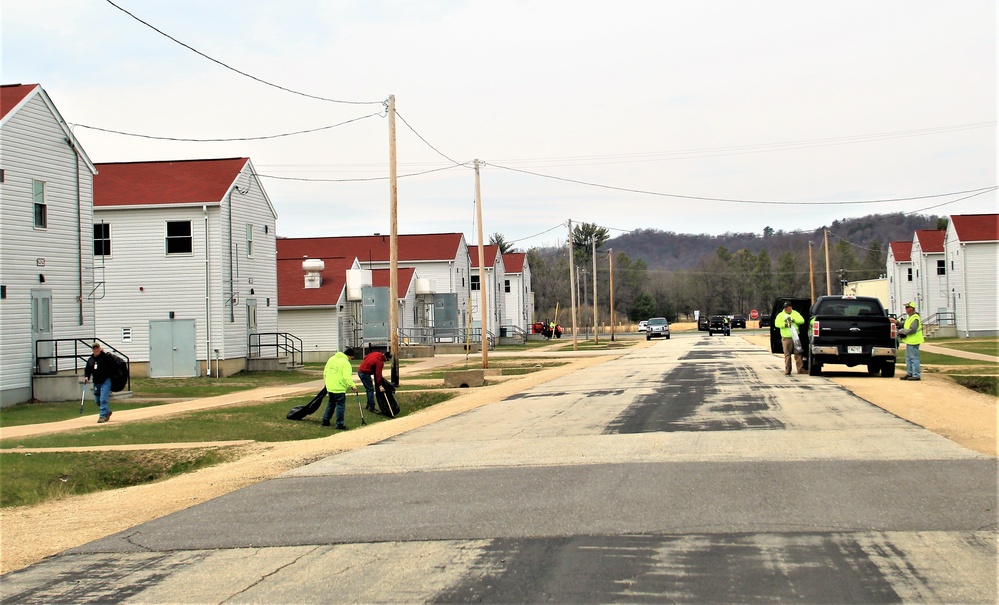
top-left (892, 301), bottom-right (923, 381)
top-left (775, 302), bottom-right (805, 375)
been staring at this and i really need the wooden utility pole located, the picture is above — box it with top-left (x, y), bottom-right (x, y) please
top-left (388, 95), bottom-right (399, 383)
top-left (567, 220), bottom-right (578, 351)
top-left (824, 228), bottom-right (832, 295)
top-left (608, 248), bottom-right (615, 342)
top-left (591, 235), bottom-right (598, 344)
top-left (808, 241), bottom-right (816, 301)
top-left (474, 159), bottom-right (488, 368)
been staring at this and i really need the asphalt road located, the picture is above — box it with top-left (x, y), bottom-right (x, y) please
top-left (3, 333), bottom-right (996, 604)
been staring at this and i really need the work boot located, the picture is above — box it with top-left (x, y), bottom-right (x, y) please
top-left (97, 416), bottom-right (108, 423)
top-left (321, 420), bottom-right (331, 426)
top-left (335, 424), bottom-right (348, 430)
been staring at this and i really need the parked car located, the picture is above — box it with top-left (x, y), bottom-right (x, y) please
top-left (638, 320), bottom-right (648, 332)
top-left (646, 317), bottom-right (670, 340)
top-left (731, 315), bottom-right (747, 329)
top-left (698, 316), bottom-right (709, 331)
top-left (758, 315), bottom-right (772, 328)
top-left (708, 315), bottom-right (730, 336)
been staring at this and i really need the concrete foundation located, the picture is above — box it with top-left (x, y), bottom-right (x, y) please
top-left (437, 343), bottom-right (480, 354)
top-left (444, 369), bottom-right (485, 388)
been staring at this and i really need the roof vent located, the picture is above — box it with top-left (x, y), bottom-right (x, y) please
top-left (303, 258), bottom-right (324, 289)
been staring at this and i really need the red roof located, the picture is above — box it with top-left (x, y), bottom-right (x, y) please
top-left (470, 244), bottom-right (499, 268)
top-left (950, 214), bottom-right (999, 243)
top-left (503, 252), bottom-right (526, 273)
top-left (372, 267), bottom-right (415, 297)
top-left (277, 256), bottom-right (354, 307)
top-left (888, 241), bottom-right (912, 262)
top-left (914, 229), bottom-right (945, 253)
top-left (1, 84), bottom-right (39, 120)
top-left (277, 233), bottom-right (465, 264)
top-left (94, 158), bottom-right (249, 206)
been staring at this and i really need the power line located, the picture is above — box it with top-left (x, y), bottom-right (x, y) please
top-left (394, 110), bottom-right (466, 167)
top-left (907, 187), bottom-right (998, 214)
top-left (256, 163), bottom-right (466, 183)
top-left (483, 162), bottom-right (996, 207)
top-left (71, 112), bottom-right (383, 142)
top-left (484, 122), bottom-right (997, 168)
top-left (104, 0), bottom-right (382, 106)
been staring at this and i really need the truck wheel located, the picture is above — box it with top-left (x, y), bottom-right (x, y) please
top-left (881, 362), bottom-right (896, 378)
top-left (809, 361), bottom-right (822, 376)
top-left (867, 364), bottom-right (880, 376)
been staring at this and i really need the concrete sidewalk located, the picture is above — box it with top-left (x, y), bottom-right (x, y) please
top-left (919, 343), bottom-right (999, 363)
top-left (0, 380), bottom-right (325, 441)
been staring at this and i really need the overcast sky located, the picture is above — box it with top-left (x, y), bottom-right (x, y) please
top-left (4, 0), bottom-right (996, 249)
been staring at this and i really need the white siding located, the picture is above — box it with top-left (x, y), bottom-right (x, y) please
top-left (93, 162), bottom-right (278, 370)
top-left (885, 249), bottom-right (915, 317)
top-left (0, 90), bottom-right (96, 405)
top-left (470, 253), bottom-right (504, 333)
top-left (961, 243), bottom-right (999, 335)
top-left (219, 167), bottom-right (278, 359)
top-left (278, 308), bottom-right (340, 362)
top-left (94, 205), bottom-right (218, 363)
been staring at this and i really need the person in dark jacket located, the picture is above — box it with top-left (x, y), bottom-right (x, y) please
top-left (357, 350), bottom-right (391, 412)
top-left (84, 343), bottom-right (114, 423)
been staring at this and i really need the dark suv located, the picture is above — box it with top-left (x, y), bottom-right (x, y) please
top-left (731, 315), bottom-right (746, 329)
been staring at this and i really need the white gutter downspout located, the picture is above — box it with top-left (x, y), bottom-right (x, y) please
top-left (205, 205), bottom-right (212, 376)
top-left (961, 242), bottom-right (970, 338)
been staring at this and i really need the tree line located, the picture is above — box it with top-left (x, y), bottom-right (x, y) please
top-left (514, 213), bottom-right (940, 326)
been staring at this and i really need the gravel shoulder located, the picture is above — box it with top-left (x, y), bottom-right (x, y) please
top-left (1, 337), bottom-right (994, 575)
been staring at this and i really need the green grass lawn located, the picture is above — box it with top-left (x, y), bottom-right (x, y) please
top-left (1, 448), bottom-right (235, 508)
top-left (896, 342), bottom-right (999, 396)
top-left (928, 337), bottom-right (999, 357)
top-left (0, 389), bottom-right (456, 508)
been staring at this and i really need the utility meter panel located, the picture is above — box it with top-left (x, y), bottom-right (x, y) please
top-left (362, 286), bottom-right (389, 342)
top-left (433, 293), bottom-right (458, 338)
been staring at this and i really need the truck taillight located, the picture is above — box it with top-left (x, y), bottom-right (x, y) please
top-left (890, 322), bottom-right (897, 339)
top-left (812, 320), bottom-right (820, 337)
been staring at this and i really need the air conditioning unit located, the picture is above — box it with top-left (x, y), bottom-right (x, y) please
top-left (346, 268), bottom-right (372, 301)
top-left (414, 278), bottom-right (434, 294)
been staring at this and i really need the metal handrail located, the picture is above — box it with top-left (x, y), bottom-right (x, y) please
top-left (924, 311), bottom-right (956, 327)
top-left (33, 338), bottom-right (130, 391)
top-left (248, 332), bottom-right (304, 367)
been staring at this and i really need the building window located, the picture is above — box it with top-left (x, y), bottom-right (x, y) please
top-left (165, 220), bottom-right (193, 254)
top-left (246, 224), bottom-right (254, 257)
top-left (94, 223), bottom-right (111, 256)
top-left (906, 268), bottom-right (913, 282)
top-left (32, 180), bottom-right (47, 229)
top-left (504, 279), bottom-right (511, 293)
top-left (936, 260), bottom-right (945, 276)
top-left (470, 275), bottom-right (480, 291)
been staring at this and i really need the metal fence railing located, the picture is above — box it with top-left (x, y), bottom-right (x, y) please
top-left (248, 332), bottom-right (304, 368)
top-left (33, 338), bottom-right (130, 391)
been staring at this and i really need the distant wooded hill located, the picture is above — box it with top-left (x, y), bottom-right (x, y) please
top-left (602, 212), bottom-right (939, 272)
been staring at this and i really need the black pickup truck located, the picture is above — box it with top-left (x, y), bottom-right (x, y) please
top-left (768, 295), bottom-right (897, 377)
top-left (806, 295), bottom-right (897, 377)
top-left (780, 296), bottom-right (898, 378)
